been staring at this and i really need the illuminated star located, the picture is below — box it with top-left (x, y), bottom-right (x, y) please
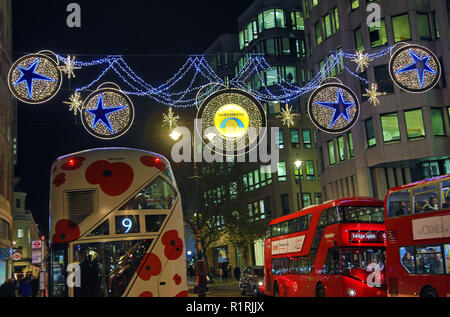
top-left (315, 88), bottom-right (355, 128)
top-left (86, 93), bottom-right (127, 133)
top-left (63, 91), bottom-right (83, 115)
top-left (276, 104), bottom-right (299, 128)
top-left (363, 83), bottom-right (387, 106)
top-left (351, 50), bottom-right (373, 73)
top-left (395, 49), bottom-right (437, 88)
top-left (14, 59), bottom-right (56, 99)
top-left (59, 55), bottom-right (81, 79)
top-left (161, 107), bottom-right (180, 130)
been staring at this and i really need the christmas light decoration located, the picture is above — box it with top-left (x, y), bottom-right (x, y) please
top-left (196, 87), bottom-right (266, 155)
top-left (362, 83), bottom-right (387, 106)
top-left (389, 44), bottom-right (441, 93)
top-left (276, 104), bottom-right (300, 128)
top-left (351, 50), bottom-right (373, 73)
top-left (59, 55), bottom-right (81, 79)
top-left (64, 91), bottom-right (83, 115)
top-left (81, 83), bottom-right (134, 139)
top-left (308, 81), bottom-right (360, 134)
top-left (8, 52), bottom-right (62, 104)
top-left (161, 107), bottom-right (180, 130)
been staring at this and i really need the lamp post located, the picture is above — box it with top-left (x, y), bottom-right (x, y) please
top-left (170, 128), bottom-right (208, 297)
top-left (294, 160), bottom-right (303, 210)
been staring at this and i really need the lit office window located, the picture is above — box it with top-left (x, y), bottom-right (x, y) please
top-left (312, 0), bottom-right (318, 7)
top-left (276, 129), bottom-right (285, 149)
top-left (354, 27), bottom-right (363, 51)
top-left (328, 140), bottom-right (336, 166)
top-left (296, 39), bottom-right (306, 58)
top-left (266, 67), bottom-right (278, 86)
top-left (290, 11), bottom-right (304, 30)
top-left (366, 118), bottom-right (376, 147)
top-left (314, 193), bottom-right (323, 205)
top-left (315, 21), bottom-right (322, 45)
top-left (303, 193), bottom-right (312, 207)
top-left (268, 101), bottom-right (281, 114)
top-left (248, 172), bottom-right (254, 191)
top-left (303, 130), bottom-right (312, 149)
top-left (263, 9), bottom-right (276, 29)
top-left (277, 162), bottom-right (288, 182)
top-left (347, 133), bottom-right (355, 158)
top-left (338, 136), bottom-right (345, 161)
top-left (392, 14), bottom-right (411, 42)
top-left (275, 9), bottom-right (285, 28)
top-left (333, 8), bottom-right (340, 32)
top-left (306, 161), bottom-right (315, 181)
top-left (254, 169), bottom-right (260, 190)
top-left (261, 9), bottom-right (286, 30)
top-left (431, 108), bottom-right (446, 136)
top-left (417, 13), bottom-right (431, 40)
top-left (290, 129), bottom-right (300, 148)
top-left (381, 113), bottom-right (401, 142)
top-left (374, 65), bottom-right (395, 93)
top-left (369, 19), bottom-right (388, 47)
top-left (294, 163), bottom-right (304, 180)
top-left (336, 47), bottom-right (344, 73)
top-left (404, 109), bottom-right (426, 139)
top-left (433, 12), bottom-right (440, 39)
top-left (351, 0), bottom-right (359, 11)
top-left (324, 14), bottom-right (332, 38)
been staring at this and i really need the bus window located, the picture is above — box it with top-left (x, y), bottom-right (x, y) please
top-left (413, 185), bottom-right (439, 213)
top-left (328, 207), bottom-right (341, 224)
top-left (280, 222), bottom-right (289, 235)
top-left (399, 246), bottom-right (416, 273)
top-left (415, 245), bottom-right (444, 274)
top-left (441, 180), bottom-right (450, 208)
top-left (445, 244), bottom-right (450, 274)
top-left (145, 215), bottom-right (166, 232)
top-left (388, 190), bottom-right (411, 217)
top-left (324, 247), bottom-right (339, 274)
top-left (341, 206), bottom-right (384, 223)
top-left (318, 210), bottom-right (329, 227)
top-left (87, 219), bottom-right (110, 237)
top-left (120, 176), bottom-right (177, 210)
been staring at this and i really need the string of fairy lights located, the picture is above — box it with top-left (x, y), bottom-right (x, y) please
top-left (8, 43), bottom-right (442, 140)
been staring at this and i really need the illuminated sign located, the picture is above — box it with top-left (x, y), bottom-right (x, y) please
top-left (349, 231), bottom-right (385, 243)
top-left (115, 215), bottom-right (140, 234)
top-left (214, 104), bottom-right (250, 139)
top-left (272, 235), bottom-right (305, 255)
top-left (412, 215), bottom-right (450, 240)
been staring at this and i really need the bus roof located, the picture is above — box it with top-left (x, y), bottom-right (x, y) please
top-left (268, 196), bottom-right (384, 226)
top-left (385, 174), bottom-right (450, 195)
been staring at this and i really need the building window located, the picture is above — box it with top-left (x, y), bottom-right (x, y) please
top-left (366, 118), bottom-right (376, 147)
top-left (347, 132), bottom-right (355, 158)
top-left (374, 65), bottom-right (395, 93)
top-left (351, 0), bottom-right (359, 11)
top-left (290, 11), bottom-right (304, 30)
top-left (15, 199), bottom-right (20, 209)
top-left (312, 0), bottom-right (318, 7)
top-left (302, 129), bottom-right (312, 149)
top-left (324, 14), bottom-right (332, 38)
top-left (392, 14), bottom-right (411, 42)
top-left (328, 140), bottom-right (336, 166)
top-left (381, 113), bottom-right (401, 143)
top-left (314, 193), bottom-right (323, 205)
top-left (276, 129), bottom-right (285, 149)
top-left (431, 108), bottom-right (446, 136)
top-left (404, 109), bottom-right (426, 139)
top-left (433, 12), bottom-right (439, 39)
top-left (277, 162), bottom-right (288, 182)
top-left (337, 136), bottom-right (345, 161)
top-left (417, 13), bottom-right (431, 40)
top-left (18, 229), bottom-right (24, 238)
top-left (259, 200), bottom-right (266, 219)
top-left (306, 161), bottom-right (315, 181)
top-left (333, 7), bottom-right (340, 32)
top-left (261, 8), bottom-right (286, 30)
top-left (315, 21), bottom-right (322, 45)
top-left (369, 19), bottom-right (388, 47)
top-left (295, 163), bottom-right (304, 181)
top-left (248, 172), bottom-right (254, 191)
top-left (281, 194), bottom-right (290, 215)
top-left (354, 27), bottom-right (363, 51)
top-left (302, 193), bottom-right (312, 207)
top-left (254, 170), bottom-right (260, 190)
top-left (290, 129), bottom-right (300, 148)
top-left (265, 197), bottom-right (272, 218)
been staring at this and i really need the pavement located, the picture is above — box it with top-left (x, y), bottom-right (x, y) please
top-left (187, 277), bottom-right (245, 297)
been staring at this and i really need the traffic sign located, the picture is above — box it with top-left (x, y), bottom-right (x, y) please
top-left (32, 240), bottom-right (42, 250)
top-left (12, 252), bottom-right (22, 261)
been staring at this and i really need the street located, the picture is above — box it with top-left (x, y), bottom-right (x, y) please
top-left (187, 278), bottom-right (248, 298)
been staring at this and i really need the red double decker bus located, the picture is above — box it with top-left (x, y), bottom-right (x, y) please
top-left (264, 197), bottom-right (387, 297)
top-left (385, 174), bottom-right (450, 297)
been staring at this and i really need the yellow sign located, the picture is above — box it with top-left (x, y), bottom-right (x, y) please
top-left (214, 104), bottom-right (249, 138)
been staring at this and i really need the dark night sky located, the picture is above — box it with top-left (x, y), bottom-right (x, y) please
top-left (12, 0), bottom-right (254, 233)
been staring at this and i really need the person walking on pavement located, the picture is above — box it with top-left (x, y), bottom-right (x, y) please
top-left (233, 266), bottom-right (241, 281)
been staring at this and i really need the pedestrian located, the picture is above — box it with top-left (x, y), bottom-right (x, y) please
top-left (217, 265), bottom-right (223, 282)
top-left (233, 266), bottom-right (241, 281)
top-left (0, 279), bottom-right (8, 297)
top-left (222, 263), bottom-right (228, 281)
top-left (31, 276), bottom-right (39, 297)
top-left (20, 274), bottom-right (32, 297)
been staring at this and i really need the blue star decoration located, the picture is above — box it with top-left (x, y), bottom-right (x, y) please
top-left (395, 49), bottom-right (437, 88)
top-left (86, 93), bottom-right (127, 133)
top-left (13, 58), bottom-right (56, 99)
top-left (315, 88), bottom-right (355, 129)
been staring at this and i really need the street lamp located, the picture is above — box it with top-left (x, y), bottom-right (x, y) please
top-left (169, 128), bottom-right (207, 297)
top-left (294, 160), bottom-right (303, 210)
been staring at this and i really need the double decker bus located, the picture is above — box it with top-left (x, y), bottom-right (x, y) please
top-left (49, 148), bottom-right (187, 297)
top-left (385, 174), bottom-right (450, 297)
top-left (264, 197), bottom-right (386, 297)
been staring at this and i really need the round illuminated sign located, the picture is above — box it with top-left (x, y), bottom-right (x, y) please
top-left (308, 83), bottom-right (360, 134)
top-left (8, 53), bottom-right (62, 104)
top-left (196, 88), bottom-right (267, 155)
top-left (81, 85), bottom-right (135, 140)
top-left (389, 44), bottom-right (441, 93)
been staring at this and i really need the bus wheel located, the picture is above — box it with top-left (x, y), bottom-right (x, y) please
top-left (316, 283), bottom-right (325, 297)
top-left (273, 283), bottom-right (280, 297)
top-left (421, 286), bottom-right (438, 297)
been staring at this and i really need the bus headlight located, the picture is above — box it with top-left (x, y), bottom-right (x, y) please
top-left (347, 289), bottom-right (357, 297)
top-left (258, 282), bottom-right (263, 287)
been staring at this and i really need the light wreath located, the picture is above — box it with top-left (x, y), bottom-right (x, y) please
top-left (8, 52), bottom-right (62, 104)
top-left (81, 84), bottom-right (135, 140)
top-left (196, 88), bottom-right (267, 156)
top-left (389, 44), bottom-right (441, 94)
top-left (308, 82), bottom-right (360, 134)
